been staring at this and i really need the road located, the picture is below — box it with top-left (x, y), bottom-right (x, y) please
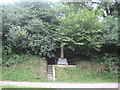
top-left (0, 81), bottom-right (119, 88)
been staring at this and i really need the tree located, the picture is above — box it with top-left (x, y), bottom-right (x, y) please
top-left (104, 16), bottom-right (119, 46)
top-left (27, 18), bottom-right (56, 57)
top-left (54, 4), bottom-right (108, 57)
top-left (96, 1), bottom-right (120, 54)
top-left (2, 2), bottom-right (57, 57)
top-left (97, 2), bottom-right (120, 17)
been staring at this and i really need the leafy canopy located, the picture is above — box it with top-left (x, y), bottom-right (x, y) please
top-left (54, 4), bottom-right (108, 55)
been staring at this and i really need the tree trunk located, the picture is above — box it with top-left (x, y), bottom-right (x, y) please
top-left (60, 44), bottom-right (64, 59)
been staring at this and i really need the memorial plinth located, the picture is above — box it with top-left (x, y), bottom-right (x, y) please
top-left (57, 58), bottom-right (68, 65)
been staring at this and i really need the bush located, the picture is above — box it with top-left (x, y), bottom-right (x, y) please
top-left (2, 45), bottom-right (12, 56)
top-left (2, 54), bottom-right (24, 67)
top-left (4, 20), bottom-right (57, 57)
top-left (94, 53), bottom-right (119, 78)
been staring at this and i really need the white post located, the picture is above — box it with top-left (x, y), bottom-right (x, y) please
top-left (52, 65), bottom-right (55, 80)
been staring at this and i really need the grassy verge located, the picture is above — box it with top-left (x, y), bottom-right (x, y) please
top-left (1, 85), bottom-right (34, 88)
top-left (1, 85), bottom-right (56, 90)
top-left (55, 61), bottom-right (118, 83)
top-left (2, 54), bottom-right (47, 82)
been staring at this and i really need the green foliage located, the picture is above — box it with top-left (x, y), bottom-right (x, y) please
top-left (55, 5), bottom-right (108, 55)
top-left (97, 2), bottom-right (120, 17)
top-left (2, 2), bottom-right (119, 64)
top-left (2, 54), bottom-right (24, 67)
top-left (100, 54), bottom-right (118, 78)
top-left (103, 16), bottom-right (119, 46)
top-left (1, 2), bottom-right (119, 83)
top-left (27, 18), bottom-right (56, 57)
top-left (2, 3), bottom-right (57, 57)
top-left (6, 25), bottom-right (29, 49)
top-left (2, 45), bottom-right (12, 56)
top-left (96, 2), bottom-right (119, 46)
top-left (94, 53), bottom-right (119, 78)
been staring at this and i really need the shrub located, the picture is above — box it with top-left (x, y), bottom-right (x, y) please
top-left (2, 54), bottom-right (24, 67)
top-left (94, 53), bottom-right (119, 78)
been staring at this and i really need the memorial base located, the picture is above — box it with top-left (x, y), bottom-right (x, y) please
top-left (57, 58), bottom-right (68, 65)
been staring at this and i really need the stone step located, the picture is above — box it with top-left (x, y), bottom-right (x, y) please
top-left (47, 69), bottom-right (52, 71)
top-left (47, 78), bottom-right (53, 80)
top-left (47, 68), bottom-right (52, 70)
top-left (47, 73), bottom-right (53, 76)
top-left (47, 76), bottom-right (53, 78)
top-left (47, 76), bottom-right (53, 79)
top-left (46, 65), bottom-right (54, 80)
top-left (47, 65), bottom-right (52, 67)
top-left (47, 75), bottom-right (53, 77)
top-left (47, 71), bottom-right (52, 73)
top-left (47, 72), bottom-right (53, 74)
